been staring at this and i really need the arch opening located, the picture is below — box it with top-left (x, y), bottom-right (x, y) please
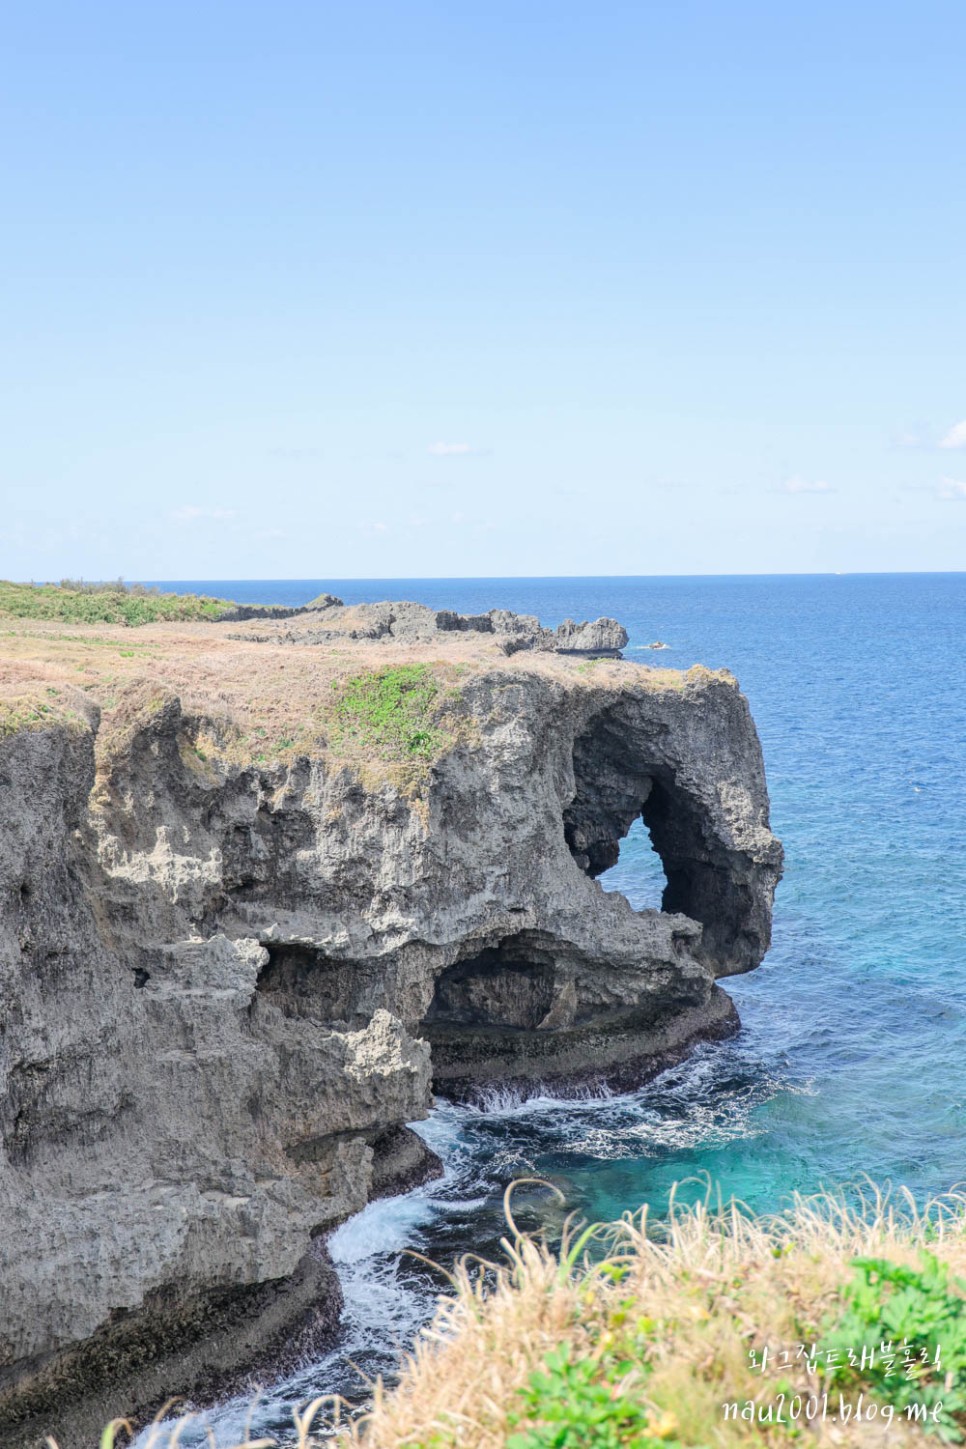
top-left (597, 814), bottom-right (668, 912)
top-left (564, 703), bottom-right (773, 974)
top-left (563, 708), bottom-right (729, 959)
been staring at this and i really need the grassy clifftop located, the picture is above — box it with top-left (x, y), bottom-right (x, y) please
top-left (0, 579), bottom-right (232, 625)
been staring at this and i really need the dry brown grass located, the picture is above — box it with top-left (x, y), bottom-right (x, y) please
top-left (343, 1180), bottom-right (961, 1448)
top-left (0, 616), bottom-right (709, 785)
top-left (73, 1182), bottom-right (966, 1449)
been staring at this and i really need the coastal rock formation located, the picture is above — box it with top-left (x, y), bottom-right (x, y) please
top-left (0, 608), bottom-right (780, 1444)
top-left (214, 592), bottom-right (344, 622)
top-left (226, 600), bottom-right (629, 655)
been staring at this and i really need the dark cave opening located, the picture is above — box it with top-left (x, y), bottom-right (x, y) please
top-left (423, 935), bottom-right (558, 1031)
top-left (255, 944), bottom-right (372, 1029)
top-left (639, 772), bottom-right (706, 923)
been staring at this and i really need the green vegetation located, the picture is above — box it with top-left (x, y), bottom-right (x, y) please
top-left (0, 688), bottom-right (88, 737)
top-left (822, 1250), bottom-right (966, 1435)
top-left (506, 1345), bottom-right (679, 1448)
top-left (330, 663), bottom-right (446, 762)
top-left (0, 579), bottom-right (233, 626)
top-left (319, 661), bottom-right (474, 798)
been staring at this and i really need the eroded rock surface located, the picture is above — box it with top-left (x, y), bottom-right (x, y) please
top-left (0, 607), bottom-right (781, 1444)
top-left (226, 600), bottom-right (629, 655)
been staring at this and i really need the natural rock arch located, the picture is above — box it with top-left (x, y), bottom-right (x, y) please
top-left (563, 699), bottom-right (776, 975)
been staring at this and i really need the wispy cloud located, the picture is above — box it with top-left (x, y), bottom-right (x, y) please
top-left (892, 429), bottom-right (928, 449)
top-left (939, 419), bottom-right (966, 450)
top-left (892, 420), bottom-right (966, 450)
top-left (427, 441), bottom-right (477, 457)
top-left (171, 505), bottom-right (238, 522)
top-left (359, 520), bottom-right (390, 535)
top-left (780, 477), bottom-right (833, 495)
top-left (938, 477), bottom-right (966, 501)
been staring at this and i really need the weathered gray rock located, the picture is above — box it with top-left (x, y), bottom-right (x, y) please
top-left (231, 602), bottom-right (629, 655)
top-left (553, 617), bottom-right (628, 655)
top-left (0, 631), bottom-right (781, 1444)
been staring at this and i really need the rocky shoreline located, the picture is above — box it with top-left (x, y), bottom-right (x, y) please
top-left (0, 604), bottom-right (781, 1446)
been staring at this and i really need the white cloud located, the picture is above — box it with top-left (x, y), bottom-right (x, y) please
top-left (171, 505), bottom-right (238, 522)
top-left (938, 477), bottom-right (966, 501)
top-left (427, 441), bottom-right (474, 456)
top-left (780, 477), bottom-right (832, 495)
top-left (939, 420), bottom-right (966, 449)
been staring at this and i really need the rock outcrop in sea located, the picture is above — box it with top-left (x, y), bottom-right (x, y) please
top-left (0, 603), bottom-right (781, 1445)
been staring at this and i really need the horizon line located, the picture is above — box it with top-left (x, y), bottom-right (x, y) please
top-left (132, 569), bottom-right (966, 583)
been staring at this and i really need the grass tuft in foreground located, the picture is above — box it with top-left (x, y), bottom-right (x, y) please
top-left (343, 1180), bottom-right (966, 1447)
top-left (0, 579), bottom-right (233, 626)
top-left (54, 1181), bottom-right (966, 1448)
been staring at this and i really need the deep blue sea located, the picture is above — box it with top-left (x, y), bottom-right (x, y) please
top-left (148, 574), bottom-right (966, 1440)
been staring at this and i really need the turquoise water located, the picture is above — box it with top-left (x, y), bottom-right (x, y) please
top-left (151, 574), bottom-right (966, 1436)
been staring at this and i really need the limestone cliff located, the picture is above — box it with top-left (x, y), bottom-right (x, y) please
top-left (0, 607), bottom-right (781, 1445)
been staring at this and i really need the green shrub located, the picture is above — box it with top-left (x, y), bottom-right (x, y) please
top-left (506, 1345), bottom-right (679, 1449)
top-left (0, 580), bottom-right (232, 626)
top-left (330, 664), bottom-right (445, 761)
top-left (821, 1251), bottom-right (966, 1437)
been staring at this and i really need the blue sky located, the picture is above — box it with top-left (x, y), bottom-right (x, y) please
top-left (3, 1), bottom-right (965, 579)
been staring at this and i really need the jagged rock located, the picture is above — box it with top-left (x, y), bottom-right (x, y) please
top-left (0, 617), bottom-right (781, 1444)
top-left (228, 602), bottom-right (629, 656)
top-left (553, 617), bottom-right (628, 655)
top-left (303, 592), bottom-right (344, 612)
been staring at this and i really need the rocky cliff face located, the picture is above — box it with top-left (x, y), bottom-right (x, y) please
top-left (0, 613), bottom-right (781, 1445)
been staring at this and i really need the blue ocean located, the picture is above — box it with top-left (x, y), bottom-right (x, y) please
top-left (150, 574), bottom-right (966, 1438)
